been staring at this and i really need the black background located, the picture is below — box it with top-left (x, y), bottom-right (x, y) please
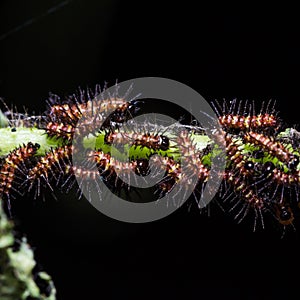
top-left (1, 1), bottom-right (300, 299)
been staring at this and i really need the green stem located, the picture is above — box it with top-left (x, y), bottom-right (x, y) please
top-left (0, 128), bottom-right (64, 158)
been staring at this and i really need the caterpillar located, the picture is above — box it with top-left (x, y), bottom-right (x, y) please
top-left (218, 113), bottom-right (278, 131)
top-left (220, 136), bottom-right (269, 230)
top-left (225, 136), bottom-right (247, 169)
top-left (88, 149), bottom-right (148, 193)
top-left (211, 98), bottom-right (280, 133)
top-left (46, 85), bottom-right (122, 120)
top-left (104, 130), bottom-right (170, 151)
top-left (152, 130), bottom-right (210, 207)
top-left (24, 145), bottom-right (73, 199)
top-left (91, 150), bottom-right (151, 177)
top-left (222, 170), bottom-right (267, 230)
top-left (48, 97), bottom-right (128, 122)
top-left (0, 142), bottom-right (40, 210)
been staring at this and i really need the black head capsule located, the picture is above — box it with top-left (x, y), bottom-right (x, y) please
top-left (263, 161), bottom-right (275, 173)
top-left (135, 158), bottom-right (150, 176)
top-left (279, 206), bottom-right (292, 221)
top-left (159, 135), bottom-right (170, 151)
top-left (34, 143), bottom-right (41, 150)
top-left (244, 161), bottom-right (255, 171)
top-left (277, 205), bottom-right (294, 225)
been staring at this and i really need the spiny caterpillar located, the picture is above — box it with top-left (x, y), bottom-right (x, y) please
top-left (104, 131), bottom-right (170, 151)
top-left (212, 98), bottom-right (280, 133)
top-left (0, 142), bottom-right (40, 207)
top-left (1, 86), bottom-right (300, 238)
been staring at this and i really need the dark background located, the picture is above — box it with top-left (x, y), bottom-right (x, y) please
top-left (0, 1), bottom-right (299, 299)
